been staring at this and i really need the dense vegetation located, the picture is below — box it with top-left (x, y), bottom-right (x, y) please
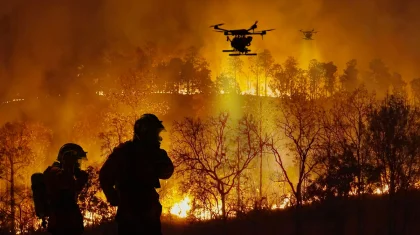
top-left (2, 45), bottom-right (420, 235)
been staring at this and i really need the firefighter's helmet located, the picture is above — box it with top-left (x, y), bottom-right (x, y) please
top-left (134, 113), bottom-right (164, 139)
top-left (57, 143), bottom-right (87, 163)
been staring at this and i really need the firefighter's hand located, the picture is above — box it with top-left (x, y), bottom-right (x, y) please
top-left (75, 170), bottom-right (89, 188)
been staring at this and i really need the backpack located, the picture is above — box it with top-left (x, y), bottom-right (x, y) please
top-left (31, 172), bottom-right (51, 219)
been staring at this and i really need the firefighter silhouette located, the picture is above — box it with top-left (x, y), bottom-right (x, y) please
top-left (43, 143), bottom-right (89, 235)
top-left (99, 114), bottom-right (174, 235)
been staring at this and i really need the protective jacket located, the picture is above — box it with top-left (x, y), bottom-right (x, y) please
top-left (99, 140), bottom-right (174, 224)
top-left (43, 162), bottom-right (88, 234)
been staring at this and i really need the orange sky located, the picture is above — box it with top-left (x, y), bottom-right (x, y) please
top-left (1, 0), bottom-right (420, 98)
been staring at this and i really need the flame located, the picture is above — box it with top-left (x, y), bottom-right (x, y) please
top-left (170, 196), bottom-right (192, 218)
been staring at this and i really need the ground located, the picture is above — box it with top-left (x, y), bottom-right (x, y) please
top-left (31, 192), bottom-right (420, 235)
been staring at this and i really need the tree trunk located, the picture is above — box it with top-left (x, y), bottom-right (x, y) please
top-left (295, 182), bottom-right (303, 235)
top-left (265, 75), bottom-right (267, 97)
top-left (10, 159), bottom-right (16, 235)
top-left (388, 172), bottom-right (397, 235)
top-left (237, 139), bottom-right (241, 213)
top-left (221, 193), bottom-right (227, 220)
top-left (259, 100), bottom-right (263, 207)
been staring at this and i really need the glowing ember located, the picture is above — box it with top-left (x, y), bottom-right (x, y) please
top-left (170, 196), bottom-right (191, 218)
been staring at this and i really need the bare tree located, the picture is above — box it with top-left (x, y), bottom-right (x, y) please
top-left (170, 113), bottom-right (261, 220)
top-left (0, 121), bottom-right (52, 234)
top-left (367, 95), bottom-right (420, 235)
top-left (99, 69), bottom-right (170, 156)
top-left (330, 87), bottom-right (378, 195)
top-left (269, 92), bottom-right (323, 235)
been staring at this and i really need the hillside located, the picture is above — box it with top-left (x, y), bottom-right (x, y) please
top-left (30, 192), bottom-right (420, 235)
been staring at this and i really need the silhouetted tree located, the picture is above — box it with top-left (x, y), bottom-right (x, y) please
top-left (79, 166), bottom-right (116, 227)
top-left (228, 57), bottom-right (244, 85)
top-left (410, 78), bottom-right (420, 106)
top-left (390, 72), bottom-right (407, 98)
top-left (269, 92), bottom-right (323, 235)
top-left (367, 95), bottom-right (420, 235)
top-left (307, 59), bottom-right (325, 99)
top-left (0, 121), bottom-right (52, 234)
top-left (215, 73), bottom-right (241, 94)
top-left (180, 47), bottom-right (213, 94)
top-left (365, 59), bottom-right (392, 96)
top-left (171, 113), bottom-right (261, 220)
top-left (322, 61), bottom-right (337, 96)
top-left (258, 50), bottom-right (275, 96)
top-left (248, 56), bottom-right (264, 96)
top-left (269, 57), bottom-right (303, 97)
top-left (158, 57), bottom-right (183, 93)
top-left (339, 59), bottom-right (359, 91)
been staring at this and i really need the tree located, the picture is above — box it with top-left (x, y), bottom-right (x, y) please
top-left (215, 73), bottom-right (241, 95)
top-left (339, 59), bottom-right (359, 91)
top-left (390, 72), bottom-right (407, 98)
top-left (178, 47), bottom-right (214, 95)
top-left (307, 59), bottom-right (325, 99)
top-left (330, 88), bottom-right (380, 195)
top-left (228, 57), bottom-right (244, 84)
top-left (269, 92), bottom-right (323, 235)
top-left (258, 50), bottom-right (275, 96)
top-left (0, 121), bottom-right (52, 234)
top-left (269, 57), bottom-right (304, 97)
top-left (157, 57), bottom-right (183, 94)
top-left (322, 61), bottom-right (337, 96)
top-left (99, 69), bottom-right (170, 156)
top-left (170, 113), bottom-right (261, 220)
top-left (367, 95), bottom-right (420, 235)
top-left (410, 78), bottom-right (420, 106)
top-left (248, 56), bottom-right (264, 96)
top-left (78, 166), bottom-right (116, 227)
top-left (365, 59), bottom-right (391, 95)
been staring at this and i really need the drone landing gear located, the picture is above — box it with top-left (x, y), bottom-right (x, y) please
top-left (229, 53), bottom-right (257, 56)
top-left (222, 50), bottom-right (235, 52)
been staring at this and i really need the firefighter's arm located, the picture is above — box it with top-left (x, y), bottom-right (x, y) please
top-left (154, 149), bottom-right (174, 180)
top-left (99, 150), bottom-right (120, 206)
top-left (74, 169), bottom-right (89, 192)
top-left (46, 167), bottom-right (75, 190)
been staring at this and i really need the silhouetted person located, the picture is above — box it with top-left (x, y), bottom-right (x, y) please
top-left (43, 143), bottom-right (89, 235)
top-left (99, 113), bottom-right (174, 235)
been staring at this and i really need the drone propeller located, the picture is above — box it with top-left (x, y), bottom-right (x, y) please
top-left (210, 23), bottom-right (224, 28)
top-left (249, 20), bottom-right (258, 32)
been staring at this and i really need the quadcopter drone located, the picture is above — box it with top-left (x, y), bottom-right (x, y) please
top-left (210, 21), bottom-right (274, 56)
top-left (300, 29), bottom-right (318, 40)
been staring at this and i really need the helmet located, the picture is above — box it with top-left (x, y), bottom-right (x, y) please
top-left (134, 113), bottom-right (164, 139)
top-left (57, 143), bottom-right (87, 163)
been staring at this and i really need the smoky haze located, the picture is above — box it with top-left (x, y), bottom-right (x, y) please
top-left (1, 0), bottom-right (420, 99)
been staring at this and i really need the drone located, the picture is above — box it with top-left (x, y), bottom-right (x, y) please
top-left (300, 29), bottom-right (318, 40)
top-left (210, 21), bottom-right (274, 56)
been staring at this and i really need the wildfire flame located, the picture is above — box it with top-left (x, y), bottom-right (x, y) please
top-left (170, 196), bottom-right (192, 218)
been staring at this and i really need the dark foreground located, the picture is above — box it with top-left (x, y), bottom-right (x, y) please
top-left (32, 193), bottom-right (420, 235)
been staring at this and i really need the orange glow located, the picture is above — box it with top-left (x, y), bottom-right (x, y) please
top-left (170, 196), bottom-right (192, 218)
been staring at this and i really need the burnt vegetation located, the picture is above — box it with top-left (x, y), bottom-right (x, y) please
top-left (2, 46), bottom-right (420, 235)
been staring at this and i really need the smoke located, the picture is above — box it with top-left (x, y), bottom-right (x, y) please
top-left (1, 0), bottom-right (420, 100)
